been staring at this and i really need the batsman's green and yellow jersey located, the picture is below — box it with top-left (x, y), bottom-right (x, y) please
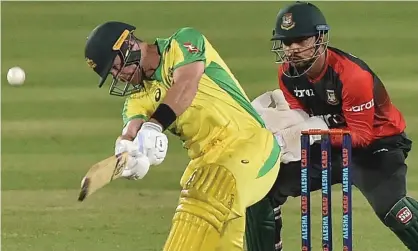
top-left (122, 27), bottom-right (266, 159)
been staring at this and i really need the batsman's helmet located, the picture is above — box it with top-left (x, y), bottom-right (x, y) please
top-left (271, 1), bottom-right (330, 77)
top-left (84, 21), bottom-right (142, 96)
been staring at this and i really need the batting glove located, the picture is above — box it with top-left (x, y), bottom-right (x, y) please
top-left (134, 122), bottom-right (168, 166)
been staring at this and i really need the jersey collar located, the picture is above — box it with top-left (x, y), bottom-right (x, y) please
top-left (152, 38), bottom-right (170, 82)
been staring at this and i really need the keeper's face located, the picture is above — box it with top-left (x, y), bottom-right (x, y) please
top-left (281, 36), bottom-right (318, 68)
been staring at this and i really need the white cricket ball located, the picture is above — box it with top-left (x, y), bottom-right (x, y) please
top-left (7, 66), bottom-right (26, 86)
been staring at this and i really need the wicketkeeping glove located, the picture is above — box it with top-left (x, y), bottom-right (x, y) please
top-left (252, 89), bottom-right (328, 164)
top-left (252, 89), bottom-right (310, 131)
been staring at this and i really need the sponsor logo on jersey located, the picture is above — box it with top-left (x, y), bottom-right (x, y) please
top-left (294, 88), bottom-right (315, 98)
top-left (155, 88), bottom-right (161, 102)
top-left (183, 42), bottom-right (200, 53)
top-left (345, 99), bottom-right (374, 112)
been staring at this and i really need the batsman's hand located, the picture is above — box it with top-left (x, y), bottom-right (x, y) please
top-left (122, 154), bottom-right (151, 180)
top-left (134, 122), bottom-right (168, 166)
top-left (114, 139), bottom-right (151, 180)
top-left (115, 138), bottom-right (139, 156)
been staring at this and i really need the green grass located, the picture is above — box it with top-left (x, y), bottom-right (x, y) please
top-left (2, 1), bottom-right (418, 251)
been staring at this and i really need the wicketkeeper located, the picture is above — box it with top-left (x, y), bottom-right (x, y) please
top-left (247, 1), bottom-right (418, 250)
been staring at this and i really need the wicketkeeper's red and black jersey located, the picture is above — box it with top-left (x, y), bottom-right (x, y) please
top-left (278, 47), bottom-right (406, 148)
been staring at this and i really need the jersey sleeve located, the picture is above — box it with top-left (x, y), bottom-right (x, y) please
top-left (331, 69), bottom-right (375, 148)
top-left (170, 27), bottom-right (206, 70)
top-left (122, 93), bottom-right (155, 127)
top-left (278, 66), bottom-right (308, 111)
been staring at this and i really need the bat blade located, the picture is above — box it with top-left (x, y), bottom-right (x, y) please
top-left (78, 152), bottom-right (129, 202)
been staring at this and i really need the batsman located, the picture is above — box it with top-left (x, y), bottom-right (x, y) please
top-left (249, 1), bottom-right (418, 250)
top-left (82, 21), bottom-right (321, 250)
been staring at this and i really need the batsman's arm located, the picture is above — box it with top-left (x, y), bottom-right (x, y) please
top-left (118, 93), bottom-right (154, 141)
top-left (116, 91), bottom-right (169, 168)
top-left (115, 118), bottom-right (145, 156)
top-left (119, 118), bottom-right (146, 141)
top-left (165, 62), bottom-right (204, 115)
top-left (148, 27), bottom-right (206, 130)
top-left (149, 62), bottom-right (204, 130)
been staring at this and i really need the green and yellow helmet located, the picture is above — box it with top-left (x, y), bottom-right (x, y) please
top-left (84, 21), bottom-right (143, 96)
top-left (271, 1), bottom-right (330, 77)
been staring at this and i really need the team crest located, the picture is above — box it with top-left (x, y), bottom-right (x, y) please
top-left (85, 57), bottom-right (97, 69)
top-left (183, 42), bottom-right (200, 53)
top-left (326, 90), bottom-right (339, 105)
top-left (281, 13), bottom-right (296, 30)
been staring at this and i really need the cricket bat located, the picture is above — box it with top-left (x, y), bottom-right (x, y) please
top-left (78, 152), bottom-right (129, 202)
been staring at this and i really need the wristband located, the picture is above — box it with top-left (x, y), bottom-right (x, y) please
top-left (150, 103), bottom-right (177, 131)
